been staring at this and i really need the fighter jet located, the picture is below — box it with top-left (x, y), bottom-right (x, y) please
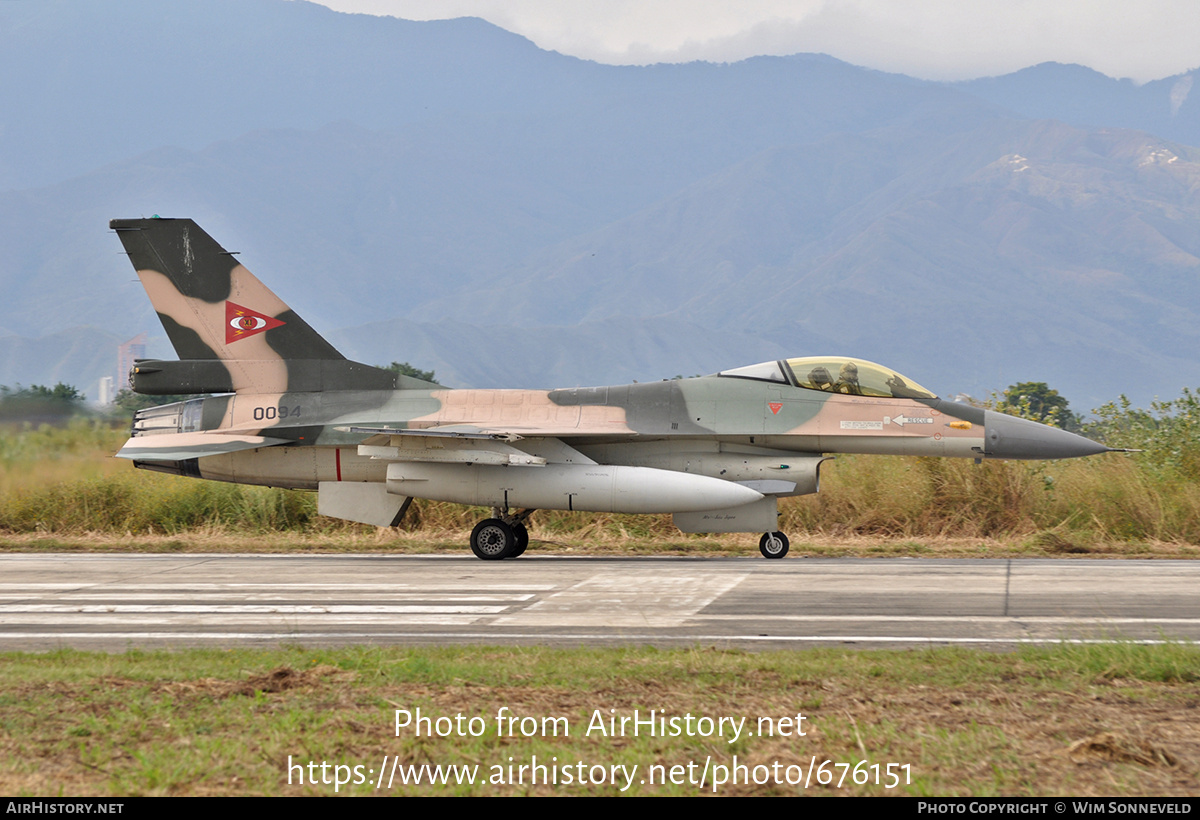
top-left (111, 218), bottom-right (1116, 559)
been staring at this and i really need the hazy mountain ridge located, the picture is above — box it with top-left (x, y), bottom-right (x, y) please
top-left (401, 118), bottom-right (1200, 403)
top-left (0, 0), bottom-right (1198, 408)
top-left (956, 62), bottom-right (1200, 145)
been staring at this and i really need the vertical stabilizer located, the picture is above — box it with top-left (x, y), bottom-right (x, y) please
top-left (111, 217), bottom-right (398, 394)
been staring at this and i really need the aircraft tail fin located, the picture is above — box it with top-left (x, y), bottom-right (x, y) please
top-left (111, 217), bottom-right (400, 395)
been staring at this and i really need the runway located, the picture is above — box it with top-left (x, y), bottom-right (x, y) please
top-left (1, 554), bottom-right (1197, 651)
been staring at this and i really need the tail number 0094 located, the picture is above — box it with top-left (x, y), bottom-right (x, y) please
top-left (252, 405), bottom-right (301, 421)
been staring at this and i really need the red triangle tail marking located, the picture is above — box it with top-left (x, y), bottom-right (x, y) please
top-left (225, 301), bottom-right (286, 344)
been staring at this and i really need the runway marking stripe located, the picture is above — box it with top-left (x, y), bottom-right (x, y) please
top-left (0, 584), bottom-right (556, 591)
top-left (0, 632), bottom-right (1193, 646)
top-left (0, 616), bottom-right (498, 626)
top-left (0, 605), bottom-right (513, 614)
top-left (6, 614), bottom-right (1195, 626)
top-left (0, 593), bottom-right (535, 602)
top-left (692, 615), bottom-right (1200, 624)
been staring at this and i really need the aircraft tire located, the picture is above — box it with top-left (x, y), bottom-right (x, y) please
top-left (511, 524), bottom-right (529, 557)
top-left (471, 519), bottom-right (516, 560)
top-left (759, 531), bottom-right (790, 559)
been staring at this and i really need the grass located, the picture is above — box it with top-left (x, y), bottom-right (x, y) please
top-left (0, 418), bottom-right (1197, 553)
top-left (1, 422), bottom-right (1196, 797)
top-left (0, 643), bottom-right (1196, 796)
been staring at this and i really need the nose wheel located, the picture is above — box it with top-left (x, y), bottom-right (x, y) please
top-left (759, 531), bottom-right (789, 559)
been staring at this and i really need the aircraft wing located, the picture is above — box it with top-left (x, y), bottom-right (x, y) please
top-left (116, 432), bottom-right (291, 461)
top-left (341, 422), bottom-right (637, 440)
top-left (340, 426), bottom-right (599, 467)
top-left (339, 425), bottom-right (526, 443)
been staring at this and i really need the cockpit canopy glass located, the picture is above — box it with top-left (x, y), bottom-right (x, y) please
top-left (716, 357), bottom-right (935, 399)
top-left (714, 361), bottom-right (789, 383)
top-left (785, 357), bottom-right (935, 399)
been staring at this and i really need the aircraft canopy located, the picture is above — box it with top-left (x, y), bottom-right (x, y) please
top-left (718, 357), bottom-right (936, 399)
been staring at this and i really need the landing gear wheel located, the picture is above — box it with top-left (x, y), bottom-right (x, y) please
top-left (511, 524), bottom-right (529, 557)
top-left (759, 531), bottom-right (789, 559)
top-left (471, 519), bottom-right (516, 560)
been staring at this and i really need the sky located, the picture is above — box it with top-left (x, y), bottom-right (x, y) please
top-left (314, 0), bottom-right (1199, 83)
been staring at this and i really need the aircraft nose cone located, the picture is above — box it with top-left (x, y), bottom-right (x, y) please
top-left (983, 410), bottom-right (1110, 460)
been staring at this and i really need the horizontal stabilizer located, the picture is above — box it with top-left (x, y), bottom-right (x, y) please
top-left (116, 432), bottom-right (290, 461)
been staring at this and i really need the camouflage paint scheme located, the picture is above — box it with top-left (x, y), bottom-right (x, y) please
top-left (112, 218), bottom-right (1114, 557)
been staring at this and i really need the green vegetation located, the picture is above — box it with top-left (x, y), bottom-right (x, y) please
top-left (383, 361), bottom-right (437, 383)
top-left (0, 381), bottom-right (189, 426)
top-left (1086, 388), bottom-right (1200, 479)
top-left (0, 382), bottom-right (87, 425)
top-left (0, 643), bottom-right (1194, 796)
top-left (997, 381), bottom-right (1081, 431)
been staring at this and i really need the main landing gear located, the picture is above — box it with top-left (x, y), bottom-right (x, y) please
top-left (759, 531), bottom-right (789, 559)
top-left (468, 510), bottom-right (789, 560)
top-left (469, 508), bottom-right (534, 560)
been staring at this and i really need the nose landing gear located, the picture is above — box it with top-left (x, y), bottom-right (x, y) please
top-left (759, 531), bottom-right (789, 559)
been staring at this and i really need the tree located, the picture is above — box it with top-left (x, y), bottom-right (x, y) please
top-left (0, 382), bottom-right (86, 424)
top-left (1086, 388), bottom-right (1200, 478)
top-left (1000, 382), bottom-right (1081, 431)
top-left (28, 383), bottom-right (84, 403)
top-left (383, 361), bottom-right (437, 383)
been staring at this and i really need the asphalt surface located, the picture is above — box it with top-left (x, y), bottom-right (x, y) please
top-left (1, 554), bottom-right (1197, 651)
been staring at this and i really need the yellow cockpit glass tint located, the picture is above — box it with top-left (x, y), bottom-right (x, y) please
top-left (785, 357), bottom-right (936, 399)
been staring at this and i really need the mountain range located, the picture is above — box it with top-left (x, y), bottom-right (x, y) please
top-left (0, 0), bottom-right (1196, 411)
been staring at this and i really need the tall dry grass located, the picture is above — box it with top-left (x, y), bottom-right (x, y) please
top-left (0, 421), bottom-right (339, 535)
top-left (0, 402), bottom-right (1196, 544)
top-left (782, 452), bottom-right (1199, 544)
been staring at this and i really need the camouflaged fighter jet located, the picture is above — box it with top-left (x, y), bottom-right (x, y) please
top-left (111, 217), bottom-right (1117, 559)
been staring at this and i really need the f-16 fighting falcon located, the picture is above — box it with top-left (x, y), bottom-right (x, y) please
top-left (111, 218), bottom-right (1117, 560)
